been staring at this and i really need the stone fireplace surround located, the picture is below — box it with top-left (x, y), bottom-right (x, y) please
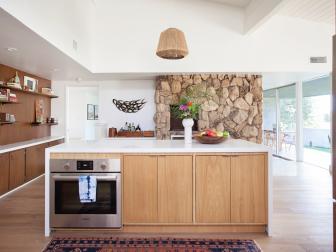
top-left (154, 74), bottom-right (263, 143)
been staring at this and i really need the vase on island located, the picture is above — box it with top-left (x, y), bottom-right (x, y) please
top-left (182, 118), bottom-right (194, 144)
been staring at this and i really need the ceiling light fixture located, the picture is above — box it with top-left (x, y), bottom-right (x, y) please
top-left (156, 28), bottom-right (189, 60)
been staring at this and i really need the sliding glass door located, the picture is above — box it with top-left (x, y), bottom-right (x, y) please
top-left (263, 89), bottom-right (277, 154)
top-left (278, 84), bottom-right (296, 160)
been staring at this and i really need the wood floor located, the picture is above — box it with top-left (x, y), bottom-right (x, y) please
top-left (0, 157), bottom-right (332, 252)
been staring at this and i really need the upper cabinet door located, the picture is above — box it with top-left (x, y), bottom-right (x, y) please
top-left (231, 154), bottom-right (267, 224)
top-left (123, 155), bottom-right (158, 223)
top-left (195, 155), bottom-right (231, 223)
top-left (158, 155), bottom-right (193, 223)
top-left (9, 149), bottom-right (26, 190)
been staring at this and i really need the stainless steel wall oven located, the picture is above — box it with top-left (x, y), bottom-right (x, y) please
top-left (50, 158), bottom-right (121, 228)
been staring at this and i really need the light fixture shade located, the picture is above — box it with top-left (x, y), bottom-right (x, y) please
top-left (156, 28), bottom-right (189, 60)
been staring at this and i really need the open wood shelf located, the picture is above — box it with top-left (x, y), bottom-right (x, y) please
top-left (31, 122), bottom-right (58, 126)
top-left (0, 84), bottom-right (58, 98)
top-left (0, 100), bottom-right (19, 104)
top-left (0, 121), bottom-right (15, 125)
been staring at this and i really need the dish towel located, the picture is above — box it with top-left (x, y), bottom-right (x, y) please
top-left (79, 175), bottom-right (97, 203)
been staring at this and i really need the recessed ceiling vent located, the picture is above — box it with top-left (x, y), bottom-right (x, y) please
top-left (310, 56), bottom-right (327, 64)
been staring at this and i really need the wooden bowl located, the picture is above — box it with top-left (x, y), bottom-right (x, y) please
top-left (195, 135), bottom-right (228, 144)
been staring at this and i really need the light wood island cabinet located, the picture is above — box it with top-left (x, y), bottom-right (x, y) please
top-left (122, 153), bottom-right (268, 233)
top-left (195, 155), bottom-right (231, 223)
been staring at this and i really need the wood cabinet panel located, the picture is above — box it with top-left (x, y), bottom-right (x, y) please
top-left (195, 156), bottom-right (231, 223)
top-left (25, 143), bottom-right (48, 181)
top-left (158, 155), bottom-right (193, 223)
top-left (48, 139), bottom-right (64, 147)
top-left (9, 149), bottom-right (26, 190)
top-left (231, 154), bottom-right (266, 224)
top-left (0, 153), bottom-right (10, 195)
top-left (123, 155), bottom-right (158, 223)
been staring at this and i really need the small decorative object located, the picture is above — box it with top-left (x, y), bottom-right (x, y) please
top-left (87, 104), bottom-right (95, 120)
top-left (0, 88), bottom-right (10, 101)
top-left (113, 99), bottom-right (146, 113)
top-left (94, 105), bottom-right (99, 120)
top-left (172, 97), bottom-right (200, 144)
top-left (156, 28), bottom-right (188, 59)
top-left (41, 87), bottom-right (54, 95)
top-left (7, 71), bottom-right (22, 89)
top-left (35, 99), bottom-right (44, 123)
top-left (195, 129), bottom-right (230, 144)
top-left (24, 76), bottom-right (38, 92)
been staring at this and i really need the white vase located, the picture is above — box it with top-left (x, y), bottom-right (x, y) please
top-left (182, 118), bottom-right (194, 145)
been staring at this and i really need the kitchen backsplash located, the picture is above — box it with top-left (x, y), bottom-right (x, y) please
top-left (154, 74), bottom-right (263, 143)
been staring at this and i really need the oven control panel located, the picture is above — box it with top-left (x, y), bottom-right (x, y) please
top-left (50, 158), bottom-right (121, 173)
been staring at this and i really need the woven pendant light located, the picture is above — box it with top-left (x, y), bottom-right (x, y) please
top-left (156, 28), bottom-right (189, 60)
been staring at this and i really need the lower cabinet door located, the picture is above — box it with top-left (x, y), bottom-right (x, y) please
top-left (9, 149), bottom-right (26, 190)
top-left (158, 155), bottom-right (193, 223)
top-left (25, 144), bottom-right (46, 181)
top-left (195, 155), bottom-right (231, 223)
top-left (231, 154), bottom-right (267, 224)
top-left (123, 155), bottom-right (158, 223)
top-left (0, 153), bottom-right (10, 195)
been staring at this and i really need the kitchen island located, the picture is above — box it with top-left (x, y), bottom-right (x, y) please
top-left (45, 138), bottom-right (272, 236)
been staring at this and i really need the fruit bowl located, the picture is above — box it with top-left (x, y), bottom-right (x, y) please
top-left (195, 135), bottom-right (228, 144)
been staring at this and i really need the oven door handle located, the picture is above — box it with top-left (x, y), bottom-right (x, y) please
top-left (52, 175), bottom-right (118, 181)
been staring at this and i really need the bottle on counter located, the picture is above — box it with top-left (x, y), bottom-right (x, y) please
top-left (135, 124), bottom-right (141, 131)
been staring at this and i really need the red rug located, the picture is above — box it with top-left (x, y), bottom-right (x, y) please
top-left (43, 237), bottom-right (262, 252)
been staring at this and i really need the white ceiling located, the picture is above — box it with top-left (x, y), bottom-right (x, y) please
top-left (208, 0), bottom-right (251, 8)
top-left (278, 0), bottom-right (335, 24)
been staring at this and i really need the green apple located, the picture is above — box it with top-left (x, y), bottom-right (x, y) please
top-left (223, 131), bottom-right (230, 137)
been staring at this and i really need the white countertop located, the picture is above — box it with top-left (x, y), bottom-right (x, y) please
top-left (46, 138), bottom-right (270, 153)
top-left (0, 136), bottom-right (65, 154)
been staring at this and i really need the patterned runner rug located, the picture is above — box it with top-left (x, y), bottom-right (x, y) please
top-left (43, 237), bottom-right (262, 252)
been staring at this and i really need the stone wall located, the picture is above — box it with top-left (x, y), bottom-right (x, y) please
top-left (154, 74), bottom-right (263, 143)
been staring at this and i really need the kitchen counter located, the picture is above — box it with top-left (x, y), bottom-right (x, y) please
top-left (46, 138), bottom-right (270, 154)
top-left (45, 138), bottom-right (272, 237)
top-left (0, 136), bottom-right (65, 154)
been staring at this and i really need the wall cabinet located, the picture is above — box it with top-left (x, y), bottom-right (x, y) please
top-left (123, 155), bottom-right (193, 224)
top-left (9, 149), bottom-right (26, 190)
top-left (0, 153), bottom-right (10, 195)
top-left (195, 156), bottom-right (231, 223)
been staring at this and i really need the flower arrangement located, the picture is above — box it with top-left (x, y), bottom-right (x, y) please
top-left (172, 96), bottom-right (200, 120)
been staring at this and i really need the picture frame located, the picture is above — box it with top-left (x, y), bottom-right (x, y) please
top-left (87, 104), bottom-right (95, 120)
top-left (94, 105), bottom-right (99, 120)
top-left (24, 76), bottom-right (38, 92)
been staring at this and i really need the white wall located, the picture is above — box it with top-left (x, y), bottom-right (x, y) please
top-left (0, 0), bottom-right (95, 70)
top-left (67, 87), bottom-right (99, 140)
top-left (51, 79), bottom-right (156, 137)
top-left (92, 0), bottom-right (334, 73)
top-left (1, 0), bottom-right (333, 74)
top-left (99, 81), bottom-right (155, 131)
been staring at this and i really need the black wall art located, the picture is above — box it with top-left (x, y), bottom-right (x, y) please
top-left (112, 99), bottom-right (146, 113)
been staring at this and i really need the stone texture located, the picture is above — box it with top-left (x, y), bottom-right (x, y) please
top-left (229, 86), bottom-right (239, 101)
top-left (245, 92), bottom-right (253, 105)
top-left (155, 74), bottom-right (263, 143)
top-left (234, 98), bottom-right (250, 111)
top-left (161, 81), bottom-right (170, 92)
top-left (232, 110), bottom-right (248, 124)
top-left (171, 81), bottom-right (181, 94)
top-left (201, 100), bottom-right (219, 111)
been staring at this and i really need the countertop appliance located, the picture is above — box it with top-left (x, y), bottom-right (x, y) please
top-left (50, 158), bottom-right (121, 228)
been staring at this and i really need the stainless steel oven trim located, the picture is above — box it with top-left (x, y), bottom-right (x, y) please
top-left (50, 172), bottom-right (121, 228)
